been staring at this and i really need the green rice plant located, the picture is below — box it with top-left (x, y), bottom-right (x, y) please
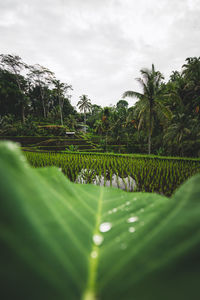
top-left (23, 149), bottom-right (200, 196)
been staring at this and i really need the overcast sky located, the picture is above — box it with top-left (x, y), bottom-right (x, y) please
top-left (1, 0), bottom-right (200, 108)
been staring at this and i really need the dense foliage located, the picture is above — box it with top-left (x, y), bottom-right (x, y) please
top-left (24, 151), bottom-right (200, 197)
top-left (0, 54), bottom-right (200, 157)
top-left (0, 54), bottom-right (77, 127)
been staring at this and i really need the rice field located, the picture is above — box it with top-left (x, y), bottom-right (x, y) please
top-left (24, 151), bottom-right (200, 197)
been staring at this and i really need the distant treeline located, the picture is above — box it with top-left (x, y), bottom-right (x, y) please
top-left (0, 54), bottom-right (200, 157)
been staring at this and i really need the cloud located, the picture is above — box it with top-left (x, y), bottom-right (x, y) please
top-left (0, 0), bottom-right (200, 107)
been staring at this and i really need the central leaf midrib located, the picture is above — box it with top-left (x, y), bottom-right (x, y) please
top-left (82, 188), bottom-right (104, 300)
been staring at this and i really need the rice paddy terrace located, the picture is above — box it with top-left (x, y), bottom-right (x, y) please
top-left (24, 151), bottom-right (200, 197)
top-left (0, 134), bottom-right (98, 152)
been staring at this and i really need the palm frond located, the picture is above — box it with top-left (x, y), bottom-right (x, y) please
top-left (123, 90), bottom-right (144, 99)
top-left (154, 100), bottom-right (173, 120)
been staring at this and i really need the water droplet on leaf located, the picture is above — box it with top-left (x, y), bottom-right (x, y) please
top-left (99, 222), bottom-right (112, 232)
top-left (91, 251), bottom-right (98, 259)
top-left (127, 216), bottom-right (139, 223)
top-left (129, 227), bottom-right (135, 233)
top-left (93, 234), bottom-right (103, 246)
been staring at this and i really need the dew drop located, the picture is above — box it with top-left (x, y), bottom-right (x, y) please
top-left (129, 227), bottom-right (135, 233)
top-left (93, 234), bottom-right (104, 246)
top-left (99, 222), bottom-right (112, 233)
top-left (91, 251), bottom-right (98, 259)
top-left (127, 216), bottom-right (139, 223)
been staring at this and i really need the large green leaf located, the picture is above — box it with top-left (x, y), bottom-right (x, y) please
top-left (0, 141), bottom-right (200, 300)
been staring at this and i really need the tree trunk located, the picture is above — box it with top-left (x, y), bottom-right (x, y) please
top-left (84, 111), bottom-right (86, 125)
top-left (40, 86), bottom-right (46, 119)
top-left (148, 102), bottom-right (153, 154)
top-left (148, 128), bottom-right (151, 154)
top-left (84, 109), bottom-right (86, 132)
top-left (58, 92), bottom-right (64, 126)
top-left (21, 103), bottom-right (25, 124)
top-left (60, 106), bottom-right (63, 126)
top-left (42, 98), bottom-right (46, 118)
top-left (15, 76), bottom-right (25, 124)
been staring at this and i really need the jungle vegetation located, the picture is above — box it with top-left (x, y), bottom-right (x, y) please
top-left (0, 54), bottom-right (200, 157)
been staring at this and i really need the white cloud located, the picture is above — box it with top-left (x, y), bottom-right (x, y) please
top-left (0, 0), bottom-right (200, 107)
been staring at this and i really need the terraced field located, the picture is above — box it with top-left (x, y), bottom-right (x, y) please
top-left (0, 135), bottom-right (98, 152)
top-left (24, 151), bottom-right (200, 196)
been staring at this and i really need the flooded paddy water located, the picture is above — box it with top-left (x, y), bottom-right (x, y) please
top-left (75, 169), bottom-right (137, 192)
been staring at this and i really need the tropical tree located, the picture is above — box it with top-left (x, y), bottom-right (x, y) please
top-left (52, 80), bottom-right (72, 125)
top-left (182, 57), bottom-right (200, 84)
top-left (0, 69), bottom-right (21, 117)
top-left (182, 57), bottom-right (200, 116)
top-left (0, 54), bottom-right (28, 123)
top-left (116, 99), bottom-right (128, 108)
top-left (163, 63), bottom-right (200, 157)
top-left (77, 95), bottom-right (92, 131)
top-left (116, 100), bottom-right (128, 122)
top-left (163, 112), bottom-right (192, 156)
top-left (28, 64), bottom-right (54, 119)
top-left (123, 64), bottom-right (171, 154)
top-left (94, 119), bottom-right (104, 135)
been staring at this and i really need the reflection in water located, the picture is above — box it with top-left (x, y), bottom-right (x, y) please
top-left (76, 169), bottom-right (136, 192)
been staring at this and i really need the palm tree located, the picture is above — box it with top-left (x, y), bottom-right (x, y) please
top-left (182, 57), bottom-right (200, 114)
top-left (123, 64), bottom-right (171, 154)
top-left (163, 113), bottom-right (191, 156)
top-left (77, 95), bottom-right (92, 132)
top-left (94, 119), bottom-right (104, 135)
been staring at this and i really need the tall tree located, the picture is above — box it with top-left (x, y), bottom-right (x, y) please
top-left (28, 64), bottom-right (54, 118)
top-left (116, 99), bottom-right (128, 123)
top-left (0, 69), bottom-right (21, 117)
top-left (52, 80), bottom-right (72, 125)
top-left (77, 95), bottom-right (92, 131)
top-left (116, 99), bottom-right (128, 110)
top-left (182, 57), bottom-right (200, 116)
top-left (123, 64), bottom-right (171, 154)
top-left (0, 54), bottom-right (28, 123)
